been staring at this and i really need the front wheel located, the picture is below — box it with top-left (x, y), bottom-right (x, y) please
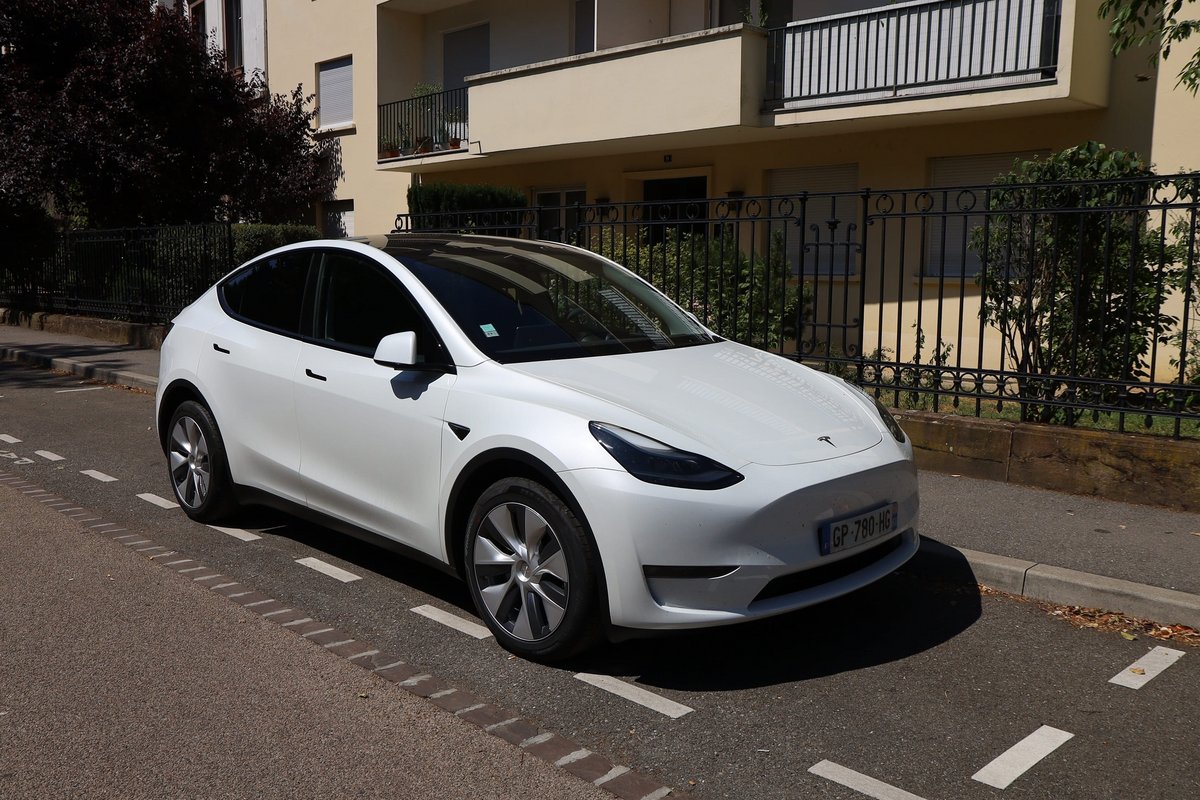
top-left (166, 400), bottom-right (238, 523)
top-left (464, 478), bottom-right (602, 661)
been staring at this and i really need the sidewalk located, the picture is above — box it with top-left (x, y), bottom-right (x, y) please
top-left (3, 322), bottom-right (1199, 630)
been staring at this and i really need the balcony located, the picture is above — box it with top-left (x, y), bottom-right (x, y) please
top-left (766, 0), bottom-right (1062, 110)
top-left (377, 87), bottom-right (469, 161)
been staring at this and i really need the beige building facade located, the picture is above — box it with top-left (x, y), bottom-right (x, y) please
top-left (263, 0), bottom-right (1199, 233)
top-left (263, 1), bottom-right (1198, 382)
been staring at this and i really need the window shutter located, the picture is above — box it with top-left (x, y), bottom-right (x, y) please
top-left (766, 164), bottom-right (859, 275)
top-left (319, 57), bottom-right (354, 128)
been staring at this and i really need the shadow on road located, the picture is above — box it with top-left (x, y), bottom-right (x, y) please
top-left (238, 501), bottom-right (984, 690)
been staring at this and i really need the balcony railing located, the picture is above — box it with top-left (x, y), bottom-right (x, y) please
top-left (766, 0), bottom-right (1061, 109)
top-left (377, 87), bottom-right (469, 160)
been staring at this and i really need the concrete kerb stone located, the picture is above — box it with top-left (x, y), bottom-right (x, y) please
top-left (0, 346), bottom-right (159, 392)
top-left (919, 539), bottom-right (1200, 630)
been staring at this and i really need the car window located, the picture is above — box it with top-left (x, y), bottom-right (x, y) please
top-left (387, 240), bottom-right (715, 364)
top-left (220, 251), bottom-right (312, 334)
top-left (315, 251), bottom-right (445, 362)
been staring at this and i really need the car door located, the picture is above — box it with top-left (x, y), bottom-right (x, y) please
top-left (199, 249), bottom-right (315, 504)
top-left (294, 249), bottom-right (456, 560)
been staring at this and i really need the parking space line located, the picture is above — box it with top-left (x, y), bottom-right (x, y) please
top-left (80, 470), bottom-right (117, 483)
top-left (137, 492), bottom-right (179, 509)
top-left (808, 760), bottom-right (926, 800)
top-left (411, 604), bottom-right (493, 639)
top-left (295, 557), bottom-right (362, 583)
top-left (972, 725), bottom-right (1074, 789)
top-left (35, 450), bottom-right (65, 462)
top-left (207, 525), bottom-right (262, 542)
top-left (54, 387), bottom-right (105, 394)
top-left (1109, 646), bottom-right (1185, 690)
top-left (0, 434), bottom-right (20, 444)
top-left (574, 673), bottom-right (694, 719)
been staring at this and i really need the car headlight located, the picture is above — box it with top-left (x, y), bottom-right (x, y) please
top-left (844, 380), bottom-right (907, 444)
top-left (589, 422), bottom-right (743, 490)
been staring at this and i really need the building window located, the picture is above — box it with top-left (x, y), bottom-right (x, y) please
top-left (574, 0), bottom-right (595, 55)
top-left (536, 189), bottom-right (587, 242)
top-left (926, 151), bottom-right (1047, 277)
top-left (188, 0), bottom-right (207, 41)
top-left (323, 200), bottom-right (355, 238)
top-left (223, 0), bottom-right (243, 72)
top-left (318, 57), bottom-right (354, 129)
top-left (766, 164), bottom-right (858, 275)
top-left (443, 24), bottom-right (490, 90)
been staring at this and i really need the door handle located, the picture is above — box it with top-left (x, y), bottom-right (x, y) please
top-left (305, 368), bottom-right (327, 382)
top-left (213, 343), bottom-right (230, 354)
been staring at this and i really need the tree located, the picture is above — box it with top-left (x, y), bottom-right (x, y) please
top-left (1100, 0), bottom-right (1200, 94)
top-left (970, 142), bottom-right (1180, 423)
top-left (0, 0), bottom-right (339, 228)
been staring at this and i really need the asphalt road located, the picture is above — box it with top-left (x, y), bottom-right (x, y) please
top-left (1, 360), bottom-right (1197, 799)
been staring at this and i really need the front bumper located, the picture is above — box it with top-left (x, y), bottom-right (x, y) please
top-left (559, 444), bottom-right (920, 629)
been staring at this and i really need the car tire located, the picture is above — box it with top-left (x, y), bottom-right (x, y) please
top-left (465, 477), bottom-right (601, 661)
top-left (166, 400), bottom-right (238, 523)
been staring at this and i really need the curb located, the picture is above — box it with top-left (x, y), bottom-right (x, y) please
top-left (0, 345), bottom-right (158, 392)
top-left (0, 475), bottom-right (674, 800)
top-left (920, 540), bottom-right (1200, 630)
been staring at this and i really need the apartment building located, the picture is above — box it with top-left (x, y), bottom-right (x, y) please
top-left (264, 0), bottom-right (1198, 237)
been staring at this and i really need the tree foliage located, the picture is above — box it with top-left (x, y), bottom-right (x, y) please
top-left (0, 0), bottom-right (340, 228)
top-left (1100, 0), bottom-right (1200, 94)
top-left (970, 142), bottom-right (1181, 423)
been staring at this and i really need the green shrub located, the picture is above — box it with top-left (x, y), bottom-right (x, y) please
top-left (232, 223), bottom-right (321, 265)
top-left (407, 183), bottom-right (527, 231)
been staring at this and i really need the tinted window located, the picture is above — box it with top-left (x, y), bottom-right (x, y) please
top-left (220, 252), bottom-right (311, 334)
top-left (388, 240), bottom-right (715, 364)
top-left (316, 251), bottom-right (444, 362)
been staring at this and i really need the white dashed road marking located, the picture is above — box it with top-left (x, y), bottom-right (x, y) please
top-left (574, 673), bottom-right (694, 719)
top-left (410, 604), bottom-right (493, 639)
top-left (208, 525), bottom-right (262, 542)
top-left (137, 492), bottom-right (179, 509)
top-left (55, 387), bottom-right (105, 394)
top-left (36, 451), bottom-right (65, 462)
top-left (0, 435), bottom-right (20, 444)
top-left (1109, 646), bottom-right (1185, 690)
top-left (807, 761), bottom-right (926, 800)
top-left (295, 557), bottom-right (362, 583)
top-left (972, 725), bottom-right (1074, 789)
top-left (80, 470), bottom-right (118, 483)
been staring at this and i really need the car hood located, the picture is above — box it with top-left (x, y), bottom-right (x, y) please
top-left (509, 341), bottom-right (882, 466)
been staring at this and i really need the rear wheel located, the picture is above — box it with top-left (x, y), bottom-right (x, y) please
top-left (167, 401), bottom-right (238, 523)
top-left (464, 478), bottom-right (601, 661)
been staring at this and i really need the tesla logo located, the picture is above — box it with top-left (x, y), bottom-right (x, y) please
top-left (818, 436), bottom-right (836, 447)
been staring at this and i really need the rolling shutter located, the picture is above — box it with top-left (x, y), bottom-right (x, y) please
top-left (318, 57), bottom-right (354, 128)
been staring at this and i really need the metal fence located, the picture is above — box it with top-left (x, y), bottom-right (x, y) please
top-left (397, 176), bottom-right (1200, 436)
top-left (766, 0), bottom-right (1062, 109)
top-left (0, 224), bottom-right (232, 324)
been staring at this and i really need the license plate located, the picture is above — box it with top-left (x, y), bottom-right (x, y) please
top-left (819, 502), bottom-right (899, 556)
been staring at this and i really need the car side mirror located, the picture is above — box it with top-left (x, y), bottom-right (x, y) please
top-left (373, 331), bottom-right (418, 369)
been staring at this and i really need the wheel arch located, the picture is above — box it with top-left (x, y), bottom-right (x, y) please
top-left (157, 380), bottom-right (213, 454)
top-left (444, 448), bottom-right (610, 623)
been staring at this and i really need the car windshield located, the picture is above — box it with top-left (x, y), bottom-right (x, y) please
top-left (386, 239), bottom-right (717, 364)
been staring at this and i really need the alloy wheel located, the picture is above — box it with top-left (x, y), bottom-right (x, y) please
top-left (169, 416), bottom-right (211, 508)
top-left (471, 502), bottom-right (570, 642)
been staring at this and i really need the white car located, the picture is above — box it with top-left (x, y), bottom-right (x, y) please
top-left (156, 235), bottom-right (919, 660)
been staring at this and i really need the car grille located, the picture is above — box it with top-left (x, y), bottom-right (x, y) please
top-left (751, 533), bottom-right (905, 605)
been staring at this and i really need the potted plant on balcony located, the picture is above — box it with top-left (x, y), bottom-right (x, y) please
top-left (442, 104), bottom-right (465, 150)
top-left (378, 138), bottom-right (400, 160)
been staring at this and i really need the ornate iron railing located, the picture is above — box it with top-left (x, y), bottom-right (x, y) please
top-left (766, 0), bottom-right (1062, 109)
top-left (395, 176), bottom-right (1200, 437)
top-left (377, 88), bottom-right (469, 159)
